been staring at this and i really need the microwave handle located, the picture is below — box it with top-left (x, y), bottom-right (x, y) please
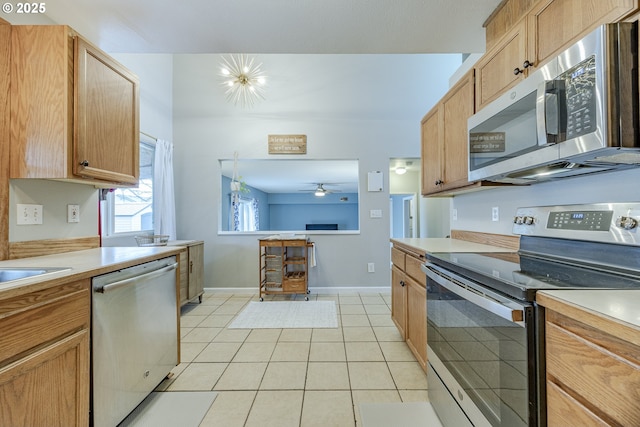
top-left (536, 80), bottom-right (564, 146)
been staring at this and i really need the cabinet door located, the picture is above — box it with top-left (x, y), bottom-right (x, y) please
top-left (74, 36), bottom-right (139, 185)
top-left (187, 243), bottom-right (204, 300)
top-left (475, 18), bottom-right (529, 111)
top-left (178, 248), bottom-right (189, 305)
top-left (10, 25), bottom-right (73, 179)
top-left (420, 107), bottom-right (442, 195)
top-left (442, 71), bottom-right (475, 190)
top-left (391, 265), bottom-right (407, 338)
top-left (0, 329), bottom-right (89, 427)
top-left (405, 276), bottom-right (427, 371)
top-left (530, 0), bottom-right (637, 68)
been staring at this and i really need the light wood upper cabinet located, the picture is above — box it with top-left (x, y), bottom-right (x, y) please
top-left (476, 0), bottom-right (638, 112)
top-left (420, 108), bottom-right (441, 195)
top-left (421, 70), bottom-right (475, 195)
top-left (475, 18), bottom-right (530, 111)
top-left (10, 25), bottom-right (139, 187)
top-left (529, 0), bottom-right (637, 67)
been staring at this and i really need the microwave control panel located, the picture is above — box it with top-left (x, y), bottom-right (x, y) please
top-left (561, 55), bottom-right (597, 140)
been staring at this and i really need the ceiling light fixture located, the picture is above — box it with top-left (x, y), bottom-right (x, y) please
top-left (395, 166), bottom-right (407, 175)
top-left (219, 54), bottom-right (266, 108)
top-left (314, 184), bottom-right (327, 197)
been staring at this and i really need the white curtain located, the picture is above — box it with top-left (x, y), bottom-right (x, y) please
top-left (153, 139), bottom-right (176, 240)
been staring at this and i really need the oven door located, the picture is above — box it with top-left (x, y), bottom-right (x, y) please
top-left (423, 263), bottom-right (537, 427)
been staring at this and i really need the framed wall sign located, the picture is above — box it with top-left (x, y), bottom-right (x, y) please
top-left (268, 135), bottom-right (307, 154)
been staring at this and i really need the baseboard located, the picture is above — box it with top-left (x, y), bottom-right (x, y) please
top-left (204, 286), bottom-right (391, 295)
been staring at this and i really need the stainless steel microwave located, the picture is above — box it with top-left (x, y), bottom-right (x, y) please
top-left (468, 22), bottom-right (640, 184)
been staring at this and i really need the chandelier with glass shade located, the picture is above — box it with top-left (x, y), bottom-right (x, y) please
top-left (219, 54), bottom-right (266, 108)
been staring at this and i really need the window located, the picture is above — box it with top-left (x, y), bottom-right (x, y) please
top-left (102, 138), bottom-right (155, 236)
top-left (236, 198), bottom-right (257, 232)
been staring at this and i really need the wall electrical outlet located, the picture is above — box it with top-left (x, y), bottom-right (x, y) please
top-left (17, 204), bottom-right (43, 225)
top-left (367, 263), bottom-right (375, 273)
top-left (68, 204), bottom-right (80, 223)
top-left (492, 206), bottom-right (500, 222)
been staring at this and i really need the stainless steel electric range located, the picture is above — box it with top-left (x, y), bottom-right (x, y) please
top-left (422, 203), bottom-right (640, 427)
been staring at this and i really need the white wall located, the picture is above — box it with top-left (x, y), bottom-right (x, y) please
top-left (452, 168), bottom-right (640, 234)
top-left (9, 180), bottom-right (98, 241)
top-left (172, 54), bottom-right (462, 288)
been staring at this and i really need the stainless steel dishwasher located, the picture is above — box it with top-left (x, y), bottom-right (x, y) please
top-left (92, 256), bottom-right (178, 427)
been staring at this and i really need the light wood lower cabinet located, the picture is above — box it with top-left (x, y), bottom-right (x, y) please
top-left (391, 264), bottom-right (407, 338)
top-left (390, 244), bottom-right (427, 371)
top-left (540, 294), bottom-right (640, 426)
top-left (174, 240), bottom-right (205, 306)
top-left (405, 275), bottom-right (427, 369)
top-left (0, 280), bottom-right (90, 427)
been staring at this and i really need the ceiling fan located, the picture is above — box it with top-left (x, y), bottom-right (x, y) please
top-left (300, 183), bottom-right (342, 197)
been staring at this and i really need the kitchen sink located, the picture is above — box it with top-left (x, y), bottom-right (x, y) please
top-left (0, 267), bottom-right (71, 283)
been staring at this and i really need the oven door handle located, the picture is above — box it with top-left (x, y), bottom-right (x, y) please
top-left (422, 264), bottom-right (525, 325)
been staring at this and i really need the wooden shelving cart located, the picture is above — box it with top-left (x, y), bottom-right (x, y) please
top-left (259, 237), bottom-right (313, 301)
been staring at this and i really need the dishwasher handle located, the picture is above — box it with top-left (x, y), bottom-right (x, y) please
top-left (94, 262), bottom-right (178, 294)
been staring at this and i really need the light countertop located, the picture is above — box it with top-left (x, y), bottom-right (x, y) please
top-left (390, 238), bottom-right (516, 254)
top-left (538, 289), bottom-right (640, 330)
top-left (0, 246), bottom-right (183, 299)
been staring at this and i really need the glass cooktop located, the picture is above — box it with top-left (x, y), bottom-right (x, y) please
top-left (426, 251), bottom-right (640, 301)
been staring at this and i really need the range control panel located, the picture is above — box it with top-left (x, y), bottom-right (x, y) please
top-left (512, 203), bottom-right (640, 245)
top-left (546, 210), bottom-right (613, 231)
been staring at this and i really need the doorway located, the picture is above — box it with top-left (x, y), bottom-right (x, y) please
top-left (389, 158), bottom-right (420, 238)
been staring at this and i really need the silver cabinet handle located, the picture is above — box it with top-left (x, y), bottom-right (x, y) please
top-left (95, 263), bottom-right (177, 294)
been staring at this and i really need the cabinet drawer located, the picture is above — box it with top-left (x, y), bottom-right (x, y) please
top-left (405, 254), bottom-right (426, 286)
top-left (546, 312), bottom-right (640, 426)
top-left (0, 280), bottom-right (90, 365)
top-left (391, 247), bottom-right (405, 270)
top-left (546, 381), bottom-right (610, 427)
top-left (285, 240), bottom-right (308, 247)
top-left (283, 280), bottom-right (306, 293)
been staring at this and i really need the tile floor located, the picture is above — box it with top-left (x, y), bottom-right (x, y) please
top-left (155, 290), bottom-right (431, 427)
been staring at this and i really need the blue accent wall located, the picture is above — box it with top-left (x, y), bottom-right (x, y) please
top-left (221, 174), bottom-right (358, 231)
top-left (268, 193), bottom-right (358, 230)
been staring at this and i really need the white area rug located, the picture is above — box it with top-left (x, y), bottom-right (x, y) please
top-left (119, 391), bottom-right (217, 427)
top-left (229, 301), bottom-right (338, 329)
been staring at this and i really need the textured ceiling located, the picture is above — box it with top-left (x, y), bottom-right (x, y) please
top-left (40, 0), bottom-right (501, 54)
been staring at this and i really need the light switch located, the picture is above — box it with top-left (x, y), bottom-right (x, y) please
top-left (370, 209), bottom-right (382, 218)
top-left (17, 204), bottom-right (43, 225)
